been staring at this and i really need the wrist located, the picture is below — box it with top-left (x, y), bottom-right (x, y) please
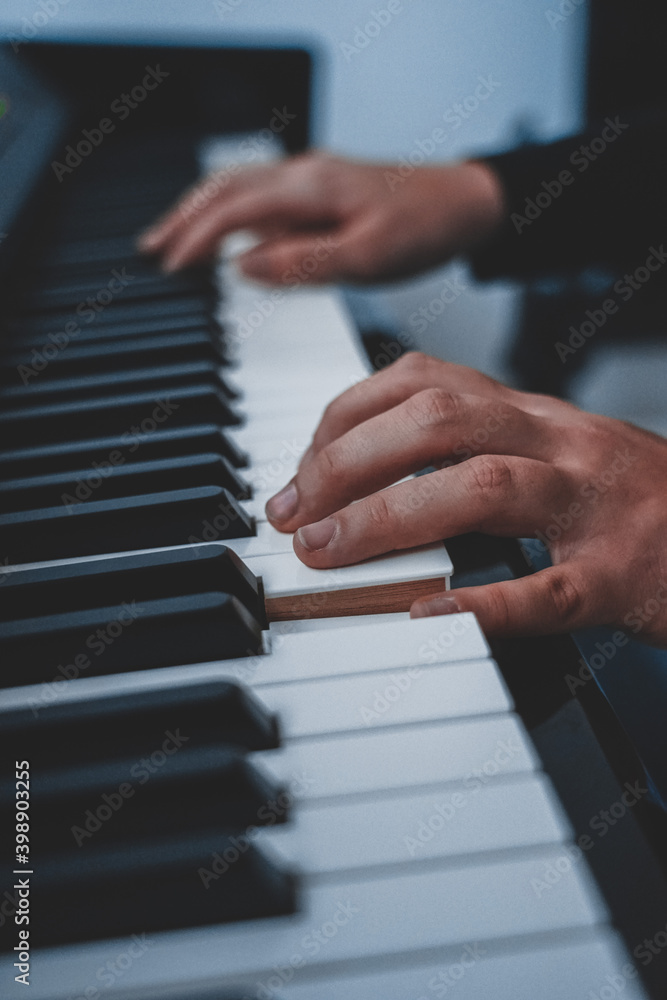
top-left (458, 159), bottom-right (506, 249)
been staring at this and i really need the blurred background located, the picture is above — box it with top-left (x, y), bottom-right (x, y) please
top-left (1, 0), bottom-right (664, 433)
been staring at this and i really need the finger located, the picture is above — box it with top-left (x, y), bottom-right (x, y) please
top-left (266, 391), bottom-right (556, 530)
top-left (305, 352), bottom-right (512, 459)
top-left (291, 455), bottom-right (570, 566)
top-left (137, 204), bottom-right (186, 253)
top-left (160, 179), bottom-right (340, 273)
top-left (410, 560), bottom-right (605, 637)
top-left (237, 231), bottom-right (342, 284)
top-left (137, 167), bottom-right (267, 253)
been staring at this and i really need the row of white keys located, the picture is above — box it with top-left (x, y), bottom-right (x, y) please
top-left (5, 614), bottom-right (639, 999)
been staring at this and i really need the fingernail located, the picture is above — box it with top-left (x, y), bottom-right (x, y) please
top-left (266, 483), bottom-right (298, 523)
top-left (296, 517), bottom-right (336, 551)
top-left (411, 594), bottom-right (461, 618)
top-left (241, 252), bottom-right (271, 279)
top-left (161, 256), bottom-right (179, 274)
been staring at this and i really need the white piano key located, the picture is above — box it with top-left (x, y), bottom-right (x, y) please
top-left (222, 520), bottom-right (295, 557)
top-left (231, 430), bottom-right (312, 464)
top-left (255, 772), bottom-right (571, 874)
top-left (253, 713), bottom-right (539, 799)
top-left (277, 931), bottom-right (648, 1000)
top-left (237, 380), bottom-right (347, 411)
top-left (245, 455), bottom-right (301, 495)
top-left (250, 611), bottom-right (488, 685)
top-left (19, 854), bottom-right (607, 999)
top-left (254, 658), bottom-right (511, 738)
top-left (243, 541), bottom-right (453, 602)
top-left (0, 613), bottom-right (489, 712)
top-left (228, 415), bottom-right (321, 452)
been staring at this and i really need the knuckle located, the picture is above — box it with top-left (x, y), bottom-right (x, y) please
top-left (363, 491), bottom-right (393, 532)
top-left (394, 351), bottom-right (436, 381)
top-left (544, 570), bottom-right (585, 624)
top-left (463, 455), bottom-right (515, 498)
top-left (407, 388), bottom-right (462, 431)
top-left (486, 586), bottom-right (514, 634)
top-left (316, 441), bottom-right (345, 481)
top-left (290, 151), bottom-right (335, 190)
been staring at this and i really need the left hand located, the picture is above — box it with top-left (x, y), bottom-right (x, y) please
top-left (264, 352), bottom-right (667, 644)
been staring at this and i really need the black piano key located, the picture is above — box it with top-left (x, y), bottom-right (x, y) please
top-left (0, 543), bottom-right (265, 631)
top-left (38, 234), bottom-right (145, 268)
top-left (0, 361), bottom-right (237, 406)
top-left (0, 383), bottom-right (240, 447)
top-left (7, 294), bottom-right (215, 335)
top-left (0, 484), bottom-right (255, 564)
top-left (0, 452), bottom-right (251, 512)
top-left (16, 832), bottom-right (296, 948)
top-left (0, 331), bottom-right (226, 383)
top-left (0, 591), bottom-right (263, 686)
top-left (0, 424), bottom-right (248, 478)
top-left (6, 312), bottom-right (221, 346)
top-left (0, 678), bottom-right (279, 762)
top-left (22, 268), bottom-right (213, 313)
top-left (0, 750), bottom-right (284, 848)
top-left (43, 202), bottom-right (181, 242)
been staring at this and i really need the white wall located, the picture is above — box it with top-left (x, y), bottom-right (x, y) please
top-left (0, 0), bottom-right (588, 377)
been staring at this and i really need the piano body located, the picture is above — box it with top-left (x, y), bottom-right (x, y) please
top-left (1, 36), bottom-right (667, 1000)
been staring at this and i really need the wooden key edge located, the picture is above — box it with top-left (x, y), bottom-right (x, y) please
top-left (265, 576), bottom-right (449, 621)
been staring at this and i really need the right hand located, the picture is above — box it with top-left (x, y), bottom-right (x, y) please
top-left (137, 151), bottom-right (505, 283)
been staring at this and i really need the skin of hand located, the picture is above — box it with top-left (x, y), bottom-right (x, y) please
top-left (137, 151), bottom-right (505, 282)
top-left (264, 352), bottom-right (667, 645)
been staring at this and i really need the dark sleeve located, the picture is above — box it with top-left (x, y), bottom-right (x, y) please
top-left (470, 111), bottom-right (667, 281)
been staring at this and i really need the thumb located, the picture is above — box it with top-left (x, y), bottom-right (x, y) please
top-left (410, 563), bottom-right (595, 638)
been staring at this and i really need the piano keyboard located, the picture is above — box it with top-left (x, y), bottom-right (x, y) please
top-left (0, 116), bottom-right (657, 1000)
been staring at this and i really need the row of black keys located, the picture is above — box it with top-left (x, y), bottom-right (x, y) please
top-left (1, 148), bottom-right (270, 662)
top-left (0, 675), bottom-right (295, 948)
top-left (0, 136), bottom-right (295, 950)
